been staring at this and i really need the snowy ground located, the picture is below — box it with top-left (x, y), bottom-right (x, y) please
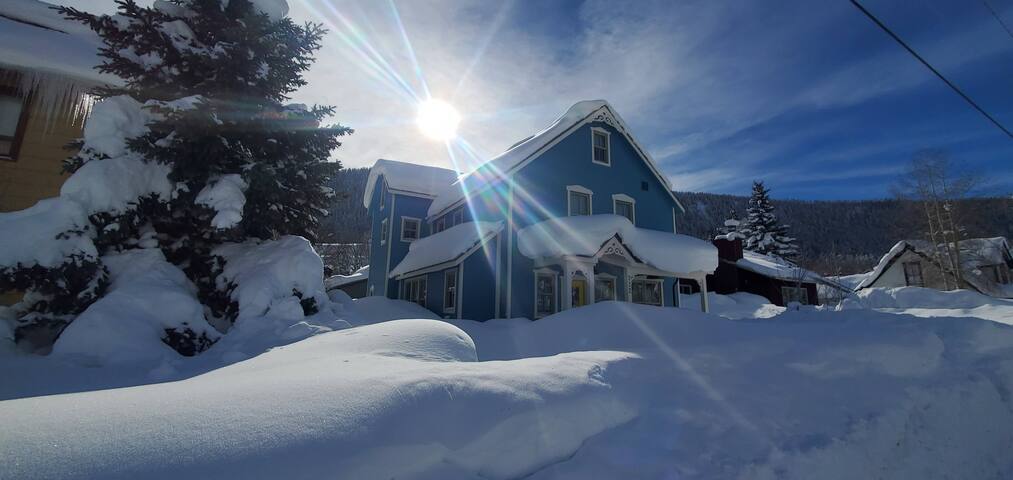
top-left (2, 289), bottom-right (1013, 479)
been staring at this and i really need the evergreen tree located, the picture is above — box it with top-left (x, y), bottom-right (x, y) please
top-left (739, 181), bottom-right (798, 258)
top-left (715, 207), bottom-right (743, 240)
top-left (0, 0), bottom-right (350, 352)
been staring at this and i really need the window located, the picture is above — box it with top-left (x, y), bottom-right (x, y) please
top-left (443, 269), bottom-right (457, 313)
top-left (781, 286), bottom-right (809, 305)
top-left (379, 183), bottom-right (385, 211)
top-left (404, 276), bottom-right (427, 307)
top-left (452, 208), bottom-right (464, 226)
top-left (535, 271), bottom-right (557, 318)
top-left (380, 218), bottom-right (389, 245)
top-left (567, 185), bottom-right (592, 216)
top-left (678, 283), bottom-right (693, 295)
top-left (591, 128), bottom-right (610, 166)
top-left (641, 181), bottom-right (649, 191)
top-left (612, 194), bottom-right (635, 224)
top-left (0, 93), bottom-right (27, 160)
top-left (631, 278), bottom-right (663, 306)
top-left (595, 274), bottom-right (616, 302)
top-left (401, 217), bottom-right (420, 242)
top-left (434, 217), bottom-right (446, 233)
top-left (903, 261), bottom-right (924, 287)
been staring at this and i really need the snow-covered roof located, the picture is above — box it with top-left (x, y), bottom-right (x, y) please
top-left (426, 100), bottom-right (685, 218)
top-left (736, 251), bottom-right (822, 283)
top-left (858, 237), bottom-right (1012, 294)
top-left (0, 1), bottom-right (115, 86)
top-left (390, 221), bottom-right (503, 278)
top-left (362, 159), bottom-right (459, 208)
top-left (325, 265), bottom-right (369, 290)
top-left (517, 214), bottom-right (717, 275)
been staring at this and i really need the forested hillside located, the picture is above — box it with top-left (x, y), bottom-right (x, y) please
top-left (322, 168), bottom-right (1012, 275)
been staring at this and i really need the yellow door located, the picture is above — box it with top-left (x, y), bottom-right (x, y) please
top-left (572, 279), bottom-right (587, 307)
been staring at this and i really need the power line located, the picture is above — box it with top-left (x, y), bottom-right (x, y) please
top-left (850, 0), bottom-right (1013, 138)
top-left (982, 0), bottom-right (1013, 40)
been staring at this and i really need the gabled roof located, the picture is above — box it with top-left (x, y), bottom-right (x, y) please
top-left (362, 159), bottom-right (459, 209)
top-left (426, 100), bottom-right (686, 219)
top-left (857, 237), bottom-right (1013, 295)
top-left (389, 221), bottom-right (503, 278)
top-left (516, 214), bottom-right (717, 275)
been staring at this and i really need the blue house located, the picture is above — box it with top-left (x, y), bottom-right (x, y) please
top-left (363, 100), bottom-right (718, 320)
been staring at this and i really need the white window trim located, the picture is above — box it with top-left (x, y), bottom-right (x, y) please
top-left (672, 208), bottom-right (678, 234)
top-left (631, 277), bottom-right (663, 306)
top-left (534, 268), bottom-right (558, 319)
top-left (379, 181), bottom-right (386, 211)
top-left (452, 208), bottom-right (464, 226)
top-left (595, 272), bottom-right (617, 302)
top-left (434, 217), bottom-right (446, 233)
top-left (566, 185), bottom-right (593, 216)
top-left (400, 216), bottom-right (420, 242)
top-left (443, 268), bottom-right (458, 313)
top-left (591, 127), bottom-right (611, 166)
top-left (380, 218), bottom-right (388, 246)
top-left (612, 193), bottom-right (636, 224)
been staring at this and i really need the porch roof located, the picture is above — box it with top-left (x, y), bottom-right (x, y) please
top-left (389, 221), bottom-right (503, 278)
top-left (517, 214), bottom-right (718, 276)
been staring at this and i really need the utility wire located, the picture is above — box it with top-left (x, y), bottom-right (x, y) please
top-left (850, 0), bottom-right (1013, 138)
top-left (982, 0), bottom-right (1013, 40)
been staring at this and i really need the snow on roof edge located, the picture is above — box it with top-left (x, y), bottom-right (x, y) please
top-left (361, 159), bottom-right (459, 209)
top-left (389, 221), bottom-right (503, 278)
top-left (425, 100), bottom-right (685, 219)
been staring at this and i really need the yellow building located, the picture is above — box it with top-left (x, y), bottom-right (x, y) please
top-left (0, 0), bottom-right (116, 212)
top-left (1, 1), bottom-right (116, 305)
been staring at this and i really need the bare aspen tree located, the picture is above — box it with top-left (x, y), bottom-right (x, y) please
top-left (893, 150), bottom-right (979, 290)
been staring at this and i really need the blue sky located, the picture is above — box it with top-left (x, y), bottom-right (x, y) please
top-left (73, 0), bottom-right (1013, 199)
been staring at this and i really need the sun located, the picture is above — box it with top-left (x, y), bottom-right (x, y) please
top-left (416, 99), bottom-right (461, 141)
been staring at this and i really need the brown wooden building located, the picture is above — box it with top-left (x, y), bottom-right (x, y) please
top-left (707, 237), bottom-right (820, 306)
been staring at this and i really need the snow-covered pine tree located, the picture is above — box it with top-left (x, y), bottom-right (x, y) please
top-left (0, 0), bottom-right (349, 354)
top-left (739, 181), bottom-right (798, 258)
top-left (715, 207), bottom-right (743, 240)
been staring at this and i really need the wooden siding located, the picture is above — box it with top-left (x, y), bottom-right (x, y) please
top-left (0, 74), bottom-right (82, 212)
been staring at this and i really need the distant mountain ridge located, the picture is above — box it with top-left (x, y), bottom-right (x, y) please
top-left (321, 168), bottom-right (1012, 274)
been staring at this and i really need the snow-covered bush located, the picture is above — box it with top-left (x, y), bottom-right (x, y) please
top-left (0, 0), bottom-right (350, 356)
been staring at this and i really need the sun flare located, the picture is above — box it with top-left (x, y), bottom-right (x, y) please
top-left (416, 99), bottom-right (461, 141)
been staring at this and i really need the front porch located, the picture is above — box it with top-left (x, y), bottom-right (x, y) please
top-left (518, 215), bottom-right (718, 318)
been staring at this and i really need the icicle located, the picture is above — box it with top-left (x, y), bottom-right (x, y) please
top-left (7, 68), bottom-right (97, 131)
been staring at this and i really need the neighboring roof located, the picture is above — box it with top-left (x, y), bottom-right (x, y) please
top-left (858, 237), bottom-right (1013, 296)
top-left (426, 100), bottom-right (686, 219)
top-left (735, 251), bottom-right (822, 283)
top-left (362, 159), bottom-right (459, 209)
top-left (389, 221), bottom-right (503, 278)
top-left (325, 265), bottom-right (368, 290)
top-left (0, 0), bottom-right (115, 86)
top-left (516, 214), bottom-right (717, 275)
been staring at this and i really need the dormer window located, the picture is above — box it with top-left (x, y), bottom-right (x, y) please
top-left (591, 128), bottom-right (610, 166)
top-left (567, 185), bottom-right (593, 216)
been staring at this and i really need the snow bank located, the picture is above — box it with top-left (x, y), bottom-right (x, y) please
top-left (214, 236), bottom-right (329, 320)
top-left (0, 319), bottom-right (637, 480)
top-left (517, 214), bottom-right (717, 275)
top-left (845, 286), bottom-right (1013, 326)
top-left (362, 158), bottom-right (458, 208)
top-left (0, 198), bottom-right (93, 268)
top-left (346, 296), bottom-right (440, 325)
top-left (390, 221), bottom-right (502, 277)
top-left (52, 249), bottom-right (219, 365)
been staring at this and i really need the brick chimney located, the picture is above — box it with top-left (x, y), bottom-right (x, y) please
top-left (712, 237), bottom-right (743, 262)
